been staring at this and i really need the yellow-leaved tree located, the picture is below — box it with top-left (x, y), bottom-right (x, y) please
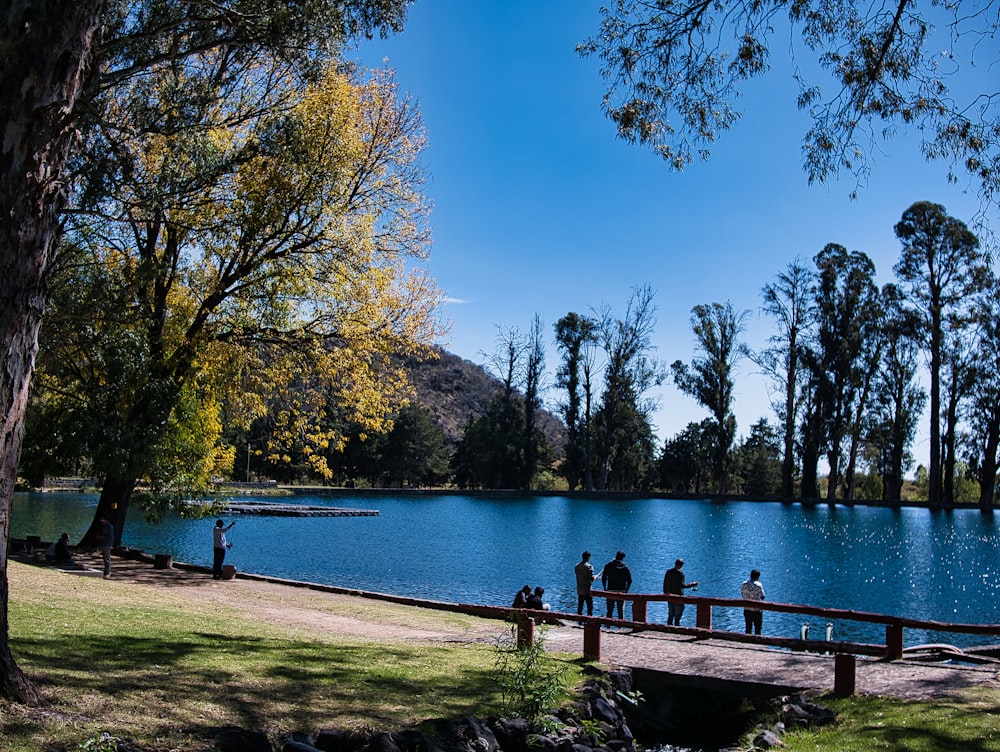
top-left (30, 61), bottom-right (445, 546)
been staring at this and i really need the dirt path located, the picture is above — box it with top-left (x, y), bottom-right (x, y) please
top-left (62, 551), bottom-right (507, 644)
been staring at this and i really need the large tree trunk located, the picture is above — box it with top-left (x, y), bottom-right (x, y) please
top-left (928, 316), bottom-right (943, 507)
top-left (825, 431), bottom-right (841, 501)
top-left (978, 409), bottom-right (1000, 511)
top-left (0, 0), bottom-right (104, 704)
top-left (79, 476), bottom-right (136, 548)
top-left (942, 382), bottom-right (961, 506)
top-left (884, 435), bottom-right (905, 503)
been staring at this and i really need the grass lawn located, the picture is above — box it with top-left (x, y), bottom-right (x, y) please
top-left (3, 562), bottom-right (580, 752)
top-left (779, 692), bottom-right (1000, 751)
top-left (3, 562), bottom-right (1000, 751)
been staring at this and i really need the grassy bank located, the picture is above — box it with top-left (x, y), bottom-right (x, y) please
top-left (3, 562), bottom-right (1000, 751)
top-left (3, 562), bottom-right (576, 752)
top-left (781, 691), bottom-right (1000, 751)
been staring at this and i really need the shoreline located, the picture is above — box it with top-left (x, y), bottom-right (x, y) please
top-left (20, 481), bottom-right (1000, 510)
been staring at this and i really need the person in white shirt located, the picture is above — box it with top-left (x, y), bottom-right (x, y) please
top-left (212, 519), bottom-right (236, 579)
top-left (740, 569), bottom-right (766, 634)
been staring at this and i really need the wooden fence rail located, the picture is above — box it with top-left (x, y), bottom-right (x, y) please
top-left (587, 589), bottom-right (1000, 660)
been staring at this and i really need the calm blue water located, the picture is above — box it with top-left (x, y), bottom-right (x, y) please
top-left (10, 492), bottom-right (1000, 648)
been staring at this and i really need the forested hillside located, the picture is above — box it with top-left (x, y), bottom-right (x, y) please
top-left (402, 348), bottom-right (566, 448)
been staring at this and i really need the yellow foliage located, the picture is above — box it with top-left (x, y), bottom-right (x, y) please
top-left (46, 54), bottom-right (449, 491)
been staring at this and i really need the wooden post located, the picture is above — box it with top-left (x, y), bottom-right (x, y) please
top-left (517, 611), bottom-right (535, 647)
top-left (885, 623), bottom-right (903, 660)
top-left (696, 601), bottom-right (712, 630)
top-left (834, 654), bottom-right (856, 695)
top-left (632, 597), bottom-right (647, 623)
top-left (583, 622), bottom-right (602, 661)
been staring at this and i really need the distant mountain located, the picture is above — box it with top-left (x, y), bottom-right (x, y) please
top-left (401, 348), bottom-right (566, 448)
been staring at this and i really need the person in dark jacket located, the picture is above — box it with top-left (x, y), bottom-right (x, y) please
top-left (524, 586), bottom-right (547, 610)
top-left (574, 550), bottom-right (598, 615)
top-left (511, 584), bottom-right (532, 608)
top-left (53, 533), bottom-right (73, 564)
top-left (663, 558), bottom-right (699, 625)
top-left (601, 550), bottom-right (632, 619)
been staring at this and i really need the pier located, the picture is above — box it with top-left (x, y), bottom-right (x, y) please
top-left (222, 501), bottom-right (378, 517)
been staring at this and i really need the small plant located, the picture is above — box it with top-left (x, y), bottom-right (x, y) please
top-left (492, 625), bottom-right (566, 722)
top-left (78, 732), bottom-right (120, 752)
top-left (579, 718), bottom-right (606, 742)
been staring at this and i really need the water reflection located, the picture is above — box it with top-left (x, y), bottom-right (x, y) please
top-left (10, 492), bottom-right (999, 647)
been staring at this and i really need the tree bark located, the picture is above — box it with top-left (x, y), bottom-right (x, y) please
top-left (978, 413), bottom-right (1000, 510)
top-left (0, 0), bottom-right (103, 704)
top-left (79, 476), bottom-right (136, 548)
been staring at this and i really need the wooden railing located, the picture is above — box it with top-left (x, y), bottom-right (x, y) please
top-left (505, 590), bottom-right (1000, 695)
top-left (587, 589), bottom-right (1000, 660)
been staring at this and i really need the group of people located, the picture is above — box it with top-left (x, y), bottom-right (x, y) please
top-left (42, 516), bottom-right (237, 582)
top-left (571, 550), bottom-right (767, 634)
top-left (44, 533), bottom-right (74, 565)
top-left (511, 584), bottom-right (549, 610)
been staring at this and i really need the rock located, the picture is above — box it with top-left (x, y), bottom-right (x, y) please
top-left (282, 741), bottom-right (323, 752)
top-left (414, 717), bottom-right (500, 752)
top-left (490, 717), bottom-right (529, 752)
top-left (281, 731), bottom-right (317, 749)
top-left (752, 728), bottom-right (786, 749)
top-left (314, 729), bottom-right (346, 752)
top-left (601, 670), bottom-right (633, 695)
top-left (214, 726), bottom-right (274, 752)
top-left (364, 732), bottom-right (400, 752)
top-left (525, 733), bottom-right (557, 752)
top-left (591, 697), bottom-right (618, 725)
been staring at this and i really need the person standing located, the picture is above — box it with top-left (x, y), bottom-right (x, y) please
top-left (601, 550), bottom-right (632, 619)
top-left (97, 518), bottom-right (114, 579)
top-left (663, 558), bottom-right (699, 626)
top-left (574, 550), bottom-right (598, 616)
top-left (740, 569), bottom-right (766, 634)
top-left (212, 518), bottom-right (236, 580)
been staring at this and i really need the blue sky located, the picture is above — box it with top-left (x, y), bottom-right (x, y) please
top-left (353, 1), bottom-right (988, 468)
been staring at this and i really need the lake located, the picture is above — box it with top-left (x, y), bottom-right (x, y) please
top-left (10, 492), bottom-right (1000, 648)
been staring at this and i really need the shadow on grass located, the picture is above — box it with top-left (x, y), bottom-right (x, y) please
top-left (15, 630), bottom-right (502, 736)
top-left (811, 693), bottom-right (1000, 752)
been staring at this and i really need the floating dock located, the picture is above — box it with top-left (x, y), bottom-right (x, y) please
top-left (221, 501), bottom-right (378, 517)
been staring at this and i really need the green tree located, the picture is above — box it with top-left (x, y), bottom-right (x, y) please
top-left (671, 301), bottom-right (749, 493)
top-left (797, 363), bottom-right (825, 500)
top-left (454, 322), bottom-right (548, 490)
top-left (1, 0), bottom-right (410, 707)
top-left (578, 1), bottom-right (1000, 207)
top-left (366, 404), bottom-right (449, 488)
top-left (737, 419), bottom-right (783, 498)
top-left (893, 200), bottom-right (987, 505)
top-left (965, 276), bottom-right (1000, 508)
top-left (450, 397), bottom-right (527, 490)
top-left (658, 419), bottom-right (716, 494)
top-left (32, 64), bottom-right (441, 548)
top-left (755, 259), bottom-right (815, 498)
top-left (554, 312), bottom-right (599, 491)
top-left (593, 286), bottom-right (662, 491)
top-left (521, 315), bottom-right (547, 491)
top-left (808, 244), bottom-right (881, 499)
top-left (866, 286), bottom-right (926, 502)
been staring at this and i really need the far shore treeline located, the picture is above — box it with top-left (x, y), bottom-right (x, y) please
top-left (20, 200), bottom-right (1000, 522)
